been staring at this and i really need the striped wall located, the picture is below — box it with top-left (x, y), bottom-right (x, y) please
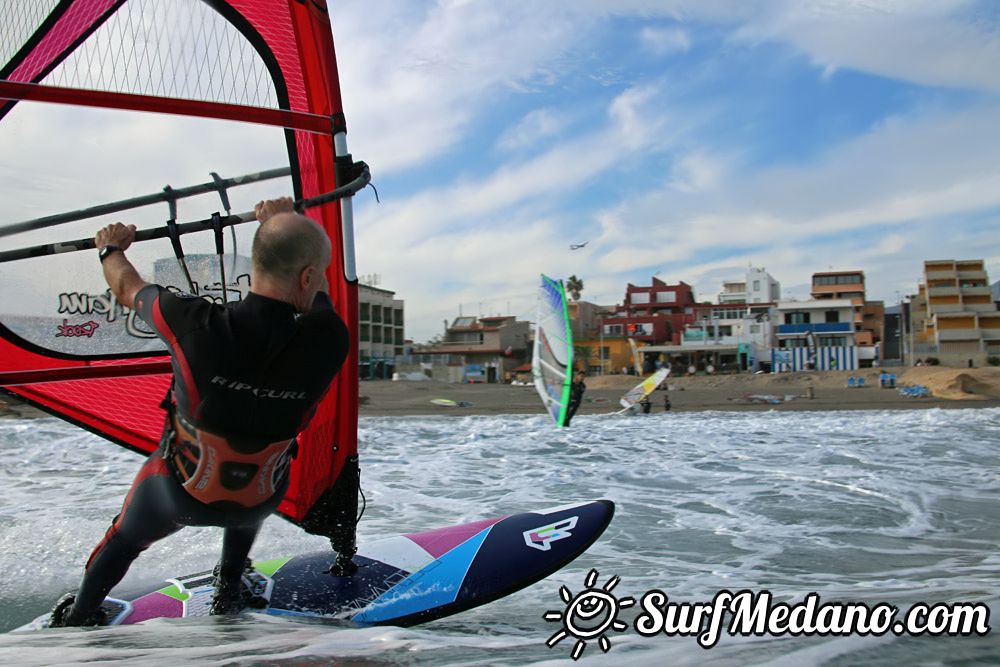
top-left (771, 346), bottom-right (858, 373)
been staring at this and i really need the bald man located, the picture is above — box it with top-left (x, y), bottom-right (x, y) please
top-left (51, 198), bottom-right (349, 626)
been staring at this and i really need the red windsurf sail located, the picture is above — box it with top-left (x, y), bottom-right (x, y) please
top-left (0, 0), bottom-right (360, 538)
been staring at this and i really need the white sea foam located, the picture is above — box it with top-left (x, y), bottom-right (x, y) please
top-left (0, 408), bottom-right (998, 665)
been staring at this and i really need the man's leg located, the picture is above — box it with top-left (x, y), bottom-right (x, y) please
top-left (58, 454), bottom-right (182, 626)
top-left (210, 523), bottom-right (263, 614)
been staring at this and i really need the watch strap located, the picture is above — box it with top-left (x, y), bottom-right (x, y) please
top-left (99, 245), bottom-right (122, 263)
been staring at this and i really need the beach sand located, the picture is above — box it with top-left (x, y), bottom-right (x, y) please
top-left (358, 366), bottom-right (1000, 416)
top-left (4, 367), bottom-right (1000, 419)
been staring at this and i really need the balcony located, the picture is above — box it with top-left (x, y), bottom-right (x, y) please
top-left (927, 286), bottom-right (959, 296)
top-left (981, 329), bottom-right (1000, 341)
top-left (957, 269), bottom-right (986, 280)
top-left (959, 286), bottom-right (992, 296)
top-left (964, 303), bottom-right (998, 313)
top-left (777, 322), bottom-right (852, 335)
top-left (937, 329), bottom-right (982, 342)
top-left (925, 270), bottom-right (957, 281)
top-left (928, 303), bottom-right (964, 314)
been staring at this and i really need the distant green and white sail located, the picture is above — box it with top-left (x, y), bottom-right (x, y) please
top-left (533, 274), bottom-right (574, 427)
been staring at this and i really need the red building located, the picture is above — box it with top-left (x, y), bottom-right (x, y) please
top-left (601, 277), bottom-right (700, 345)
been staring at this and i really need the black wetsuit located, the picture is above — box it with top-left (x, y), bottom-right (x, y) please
top-left (63, 286), bottom-right (348, 624)
top-left (564, 380), bottom-right (586, 426)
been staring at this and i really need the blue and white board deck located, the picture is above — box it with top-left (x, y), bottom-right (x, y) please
top-left (22, 499), bottom-right (613, 629)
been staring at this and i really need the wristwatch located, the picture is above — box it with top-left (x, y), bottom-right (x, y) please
top-left (98, 245), bottom-right (122, 263)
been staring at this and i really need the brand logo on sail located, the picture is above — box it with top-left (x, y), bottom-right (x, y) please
top-left (524, 516), bottom-right (578, 551)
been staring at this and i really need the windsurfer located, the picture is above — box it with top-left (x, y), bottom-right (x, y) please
top-left (51, 198), bottom-right (350, 626)
top-left (564, 372), bottom-right (586, 426)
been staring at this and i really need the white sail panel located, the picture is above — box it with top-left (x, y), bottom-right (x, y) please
top-left (532, 274), bottom-right (573, 426)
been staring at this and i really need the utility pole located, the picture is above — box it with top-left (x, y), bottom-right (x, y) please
top-left (599, 315), bottom-right (605, 376)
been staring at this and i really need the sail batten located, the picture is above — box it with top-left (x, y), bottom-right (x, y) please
top-left (0, 81), bottom-right (333, 132)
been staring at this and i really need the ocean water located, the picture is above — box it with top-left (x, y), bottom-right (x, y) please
top-left (0, 408), bottom-right (998, 666)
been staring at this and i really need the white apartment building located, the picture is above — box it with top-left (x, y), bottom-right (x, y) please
top-left (718, 266), bottom-right (781, 304)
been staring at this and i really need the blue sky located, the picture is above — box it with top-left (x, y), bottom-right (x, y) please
top-left (331, 0), bottom-right (1000, 341)
top-left (1, 1), bottom-right (998, 343)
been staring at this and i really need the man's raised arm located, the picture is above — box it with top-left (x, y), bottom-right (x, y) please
top-left (96, 222), bottom-right (148, 310)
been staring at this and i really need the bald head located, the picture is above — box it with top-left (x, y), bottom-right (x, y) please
top-left (251, 212), bottom-right (331, 283)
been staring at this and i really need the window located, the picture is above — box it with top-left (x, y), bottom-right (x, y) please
top-left (825, 310), bottom-right (839, 323)
top-left (600, 346), bottom-right (610, 360)
top-left (394, 308), bottom-right (403, 326)
top-left (753, 280), bottom-right (760, 291)
top-left (372, 326), bottom-right (382, 343)
top-left (359, 302), bottom-right (370, 321)
top-left (604, 324), bottom-right (623, 335)
top-left (655, 291), bottom-right (676, 303)
top-left (360, 323), bottom-right (370, 342)
top-left (371, 305), bottom-right (382, 323)
top-left (383, 309), bottom-right (392, 325)
top-left (395, 328), bottom-right (404, 345)
top-left (785, 312), bottom-right (811, 325)
top-left (819, 336), bottom-right (843, 347)
top-left (384, 326), bottom-right (393, 344)
top-left (750, 324), bottom-right (760, 334)
top-left (631, 292), bottom-right (650, 304)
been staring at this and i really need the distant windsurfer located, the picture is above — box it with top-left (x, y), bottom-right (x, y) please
top-left (51, 198), bottom-right (350, 626)
top-left (564, 372), bottom-right (586, 426)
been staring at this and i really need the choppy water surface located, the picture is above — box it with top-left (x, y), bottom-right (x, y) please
top-left (0, 408), bottom-right (998, 666)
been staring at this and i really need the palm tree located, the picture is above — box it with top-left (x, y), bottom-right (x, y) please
top-left (565, 274), bottom-right (584, 301)
top-left (573, 345), bottom-right (593, 373)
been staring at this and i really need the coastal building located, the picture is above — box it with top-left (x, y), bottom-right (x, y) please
top-left (572, 336), bottom-right (638, 377)
top-left (718, 266), bottom-right (781, 304)
top-left (909, 259), bottom-right (1000, 365)
top-left (810, 270), bottom-right (883, 365)
top-left (599, 277), bottom-right (699, 346)
top-left (359, 283), bottom-right (405, 379)
top-left (771, 299), bottom-right (858, 372)
top-left (566, 300), bottom-right (610, 340)
top-left (882, 306), bottom-right (903, 362)
top-left (641, 302), bottom-right (775, 373)
top-left (567, 300), bottom-right (633, 375)
top-left (413, 315), bottom-right (530, 383)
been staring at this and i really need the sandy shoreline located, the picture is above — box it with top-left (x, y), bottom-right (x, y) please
top-left (356, 367), bottom-right (1000, 417)
top-left (3, 367), bottom-right (999, 420)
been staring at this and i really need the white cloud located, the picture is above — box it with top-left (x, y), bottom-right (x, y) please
top-left (496, 108), bottom-right (569, 153)
top-left (639, 26), bottom-right (692, 56)
top-left (332, 1), bottom-right (602, 175)
top-left (587, 101), bottom-right (1000, 309)
top-left (730, 0), bottom-right (1000, 92)
top-left (668, 151), bottom-right (733, 193)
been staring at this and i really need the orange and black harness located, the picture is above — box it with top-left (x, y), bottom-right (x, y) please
top-left (166, 411), bottom-right (296, 508)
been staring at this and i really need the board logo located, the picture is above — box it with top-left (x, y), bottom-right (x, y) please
top-left (524, 516), bottom-right (578, 551)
